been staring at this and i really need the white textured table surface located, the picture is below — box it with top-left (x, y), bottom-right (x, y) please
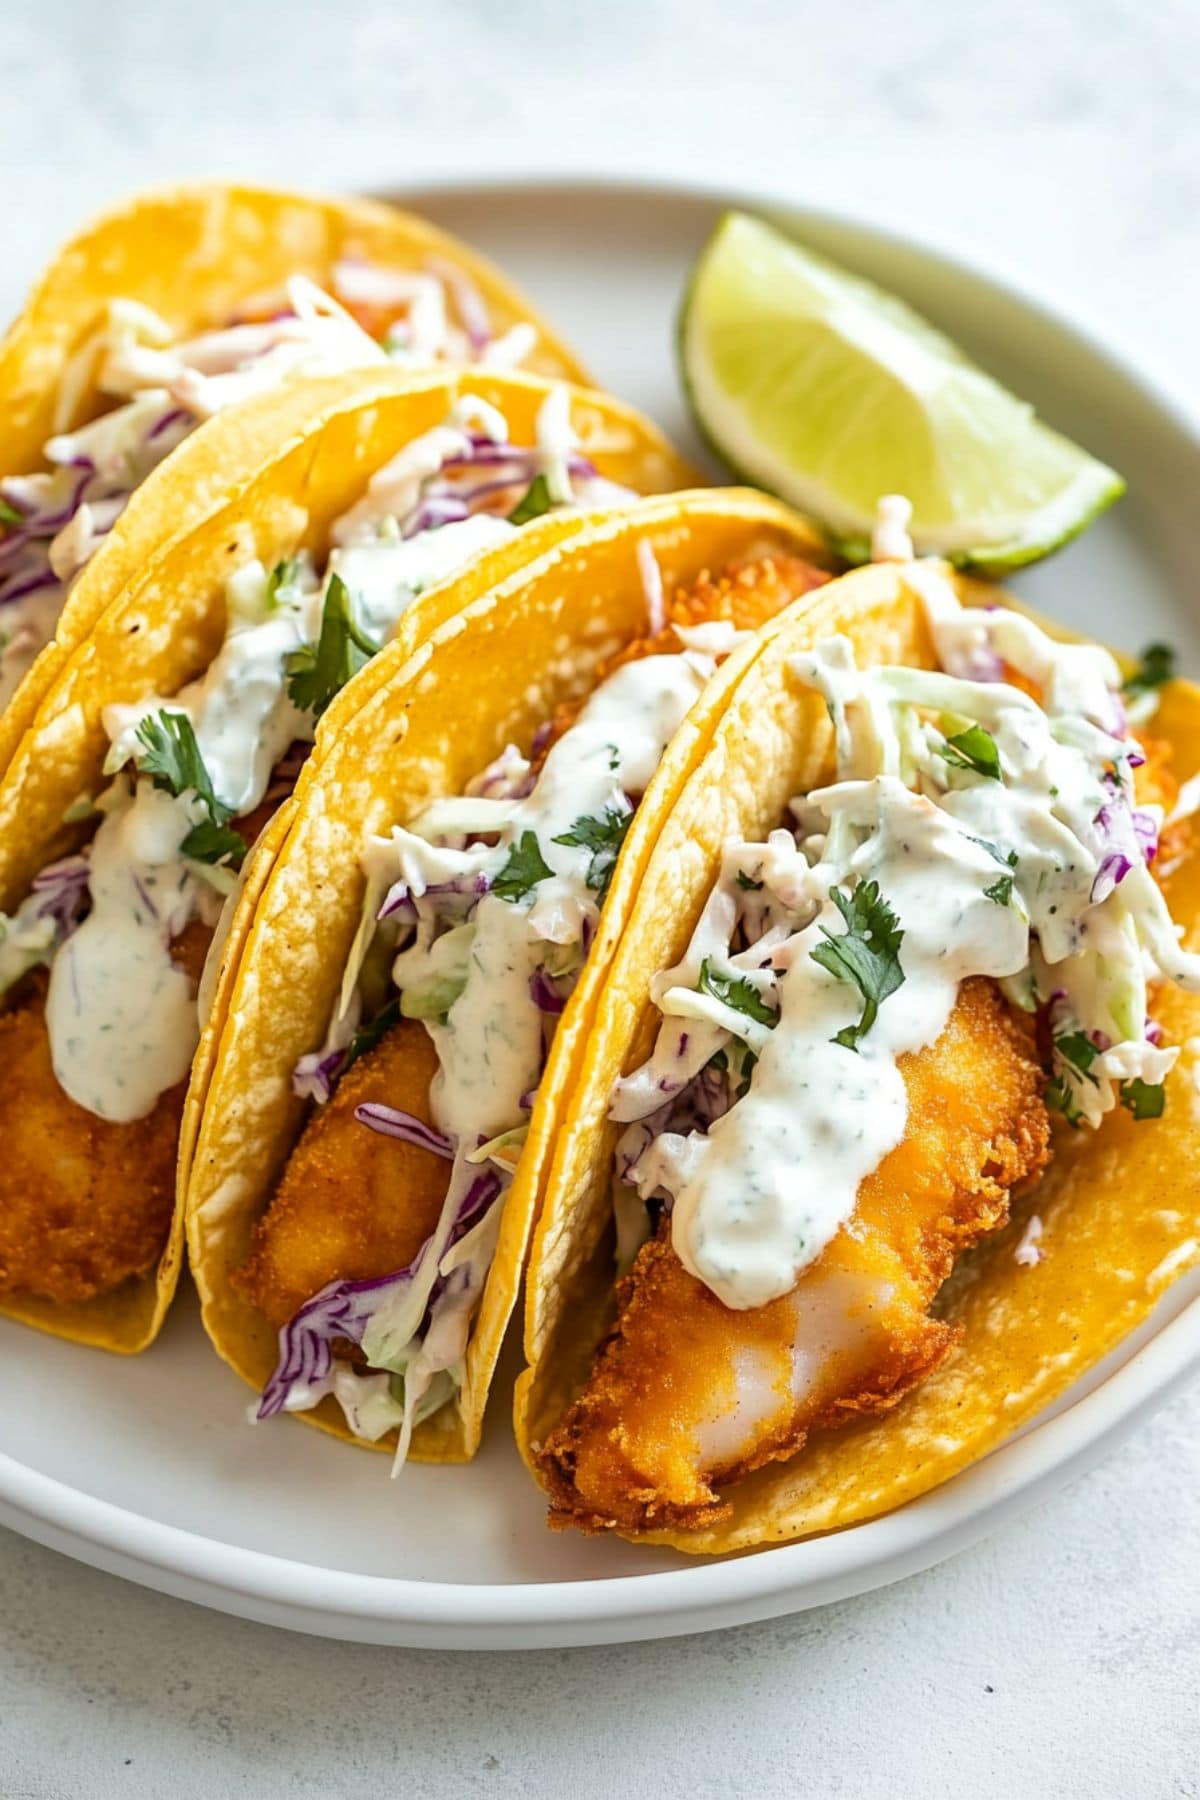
top-left (1, 3), bottom-right (1198, 1796)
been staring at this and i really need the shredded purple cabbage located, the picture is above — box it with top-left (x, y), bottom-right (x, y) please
top-left (0, 397), bottom-right (192, 618)
top-left (30, 854), bottom-right (91, 933)
top-left (618, 1056), bottom-right (734, 1190)
top-left (397, 434), bottom-right (600, 542)
top-left (466, 748), bottom-right (536, 802)
top-left (1092, 849), bottom-right (1134, 904)
top-left (528, 967), bottom-right (567, 1015)
top-left (293, 1044), bottom-right (349, 1104)
top-left (378, 883), bottom-right (419, 923)
top-left (354, 1103), bottom-right (454, 1158)
top-left (1092, 785), bottom-right (1160, 902)
top-left (258, 1163), bottom-right (502, 1420)
top-left (1132, 808), bottom-right (1159, 862)
top-left (378, 870), bottom-right (491, 923)
top-left (146, 406), bottom-right (190, 443)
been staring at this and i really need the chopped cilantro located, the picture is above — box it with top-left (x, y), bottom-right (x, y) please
top-left (984, 874), bottom-right (1015, 907)
top-left (286, 573), bottom-right (380, 717)
top-left (810, 879), bottom-right (905, 1051)
top-left (507, 473), bottom-right (553, 525)
top-left (1123, 642), bottom-right (1175, 702)
top-left (698, 958), bottom-right (778, 1028)
top-left (180, 818), bottom-right (247, 867)
top-left (939, 724), bottom-right (1002, 781)
top-left (0, 497), bottom-right (23, 529)
top-left (265, 555), bottom-right (303, 607)
top-left (736, 870), bottom-right (764, 892)
top-left (133, 711), bottom-right (248, 863)
top-left (1046, 1031), bottom-right (1100, 1125)
top-left (1120, 1077), bottom-right (1165, 1121)
top-left (134, 711), bottom-right (230, 821)
top-left (493, 830), bottom-right (554, 902)
top-left (969, 835), bottom-right (1018, 869)
top-left (133, 711), bottom-right (250, 864)
top-left (1055, 1031), bottom-right (1099, 1079)
top-left (552, 804), bottom-right (632, 900)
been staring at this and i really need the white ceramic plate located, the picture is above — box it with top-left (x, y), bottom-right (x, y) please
top-left (1, 176), bottom-right (1197, 1650)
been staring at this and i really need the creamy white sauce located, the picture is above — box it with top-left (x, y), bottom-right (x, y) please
top-left (665, 781), bottom-right (1028, 1310)
top-left (46, 782), bottom-right (201, 1120)
top-left (614, 569), bottom-right (1200, 1312)
top-left (387, 651), bottom-right (711, 1150)
top-left (330, 515), bottom-right (514, 641)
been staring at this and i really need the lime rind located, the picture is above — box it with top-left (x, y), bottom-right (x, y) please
top-left (679, 211), bottom-right (1125, 572)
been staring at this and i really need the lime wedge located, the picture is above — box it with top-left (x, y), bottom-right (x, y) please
top-left (680, 212), bottom-right (1124, 570)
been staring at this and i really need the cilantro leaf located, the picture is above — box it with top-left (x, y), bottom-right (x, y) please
top-left (984, 874), bottom-right (1015, 907)
top-left (493, 830), bottom-right (554, 902)
top-left (134, 711), bottom-right (230, 822)
top-left (698, 958), bottom-right (778, 1028)
top-left (736, 870), bottom-right (764, 892)
top-left (180, 818), bottom-right (247, 867)
top-left (1120, 1076), bottom-right (1165, 1121)
top-left (968, 835), bottom-right (1018, 869)
top-left (266, 555), bottom-right (303, 607)
top-left (810, 880), bottom-right (905, 1051)
top-left (1055, 1031), bottom-right (1099, 1079)
top-left (134, 712), bottom-right (248, 864)
top-left (552, 804), bottom-right (632, 901)
top-left (286, 573), bottom-right (380, 717)
top-left (0, 497), bottom-right (23, 529)
top-left (1123, 642), bottom-right (1175, 702)
top-left (507, 473), bottom-right (553, 525)
top-left (1046, 1030), bottom-right (1100, 1125)
top-left (342, 997), bottom-right (402, 1076)
top-left (939, 724), bottom-right (1002, 781)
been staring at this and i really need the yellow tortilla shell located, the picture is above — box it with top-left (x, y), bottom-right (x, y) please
top-left (185, 491), bottom-right (832, 1460)
top-left (516, 564), bottom-right (1200, 1551)
top-left (0, 181), bottom-right (592, 773)
top-left (0, 369), bottom-right (695, 1352)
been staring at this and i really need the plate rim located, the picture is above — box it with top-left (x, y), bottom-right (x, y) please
top-left (3, 170), bottom-right (1198, 1646)
top-left (2, 1295), bottom-right (1195, 1645)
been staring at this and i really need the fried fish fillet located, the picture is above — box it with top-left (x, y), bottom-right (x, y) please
top-left (234, 553), bottom-right (830, 1328)
top-left (537, 977), bottom-right (1051, 1535)
top-left (234, 1018), bottom-right (450, 1326)
top-left (0, 918), bottom-right (212, 1306)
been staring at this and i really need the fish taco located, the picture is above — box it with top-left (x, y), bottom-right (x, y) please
top-left (0, 181), bottom-right (589, 751)
top-left (0, 364), bottom-right (692, 1353)
top-left (517, 548), bottom-right (1200, 1549)
top-left (185, 492), bottom-right (834, 1462)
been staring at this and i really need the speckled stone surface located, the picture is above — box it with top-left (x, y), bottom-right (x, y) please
top-left (1, 3), bottom-right (1198, 1795)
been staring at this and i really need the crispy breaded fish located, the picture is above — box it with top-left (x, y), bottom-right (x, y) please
top-left (537, 978), bottom-right (1050, 1533)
